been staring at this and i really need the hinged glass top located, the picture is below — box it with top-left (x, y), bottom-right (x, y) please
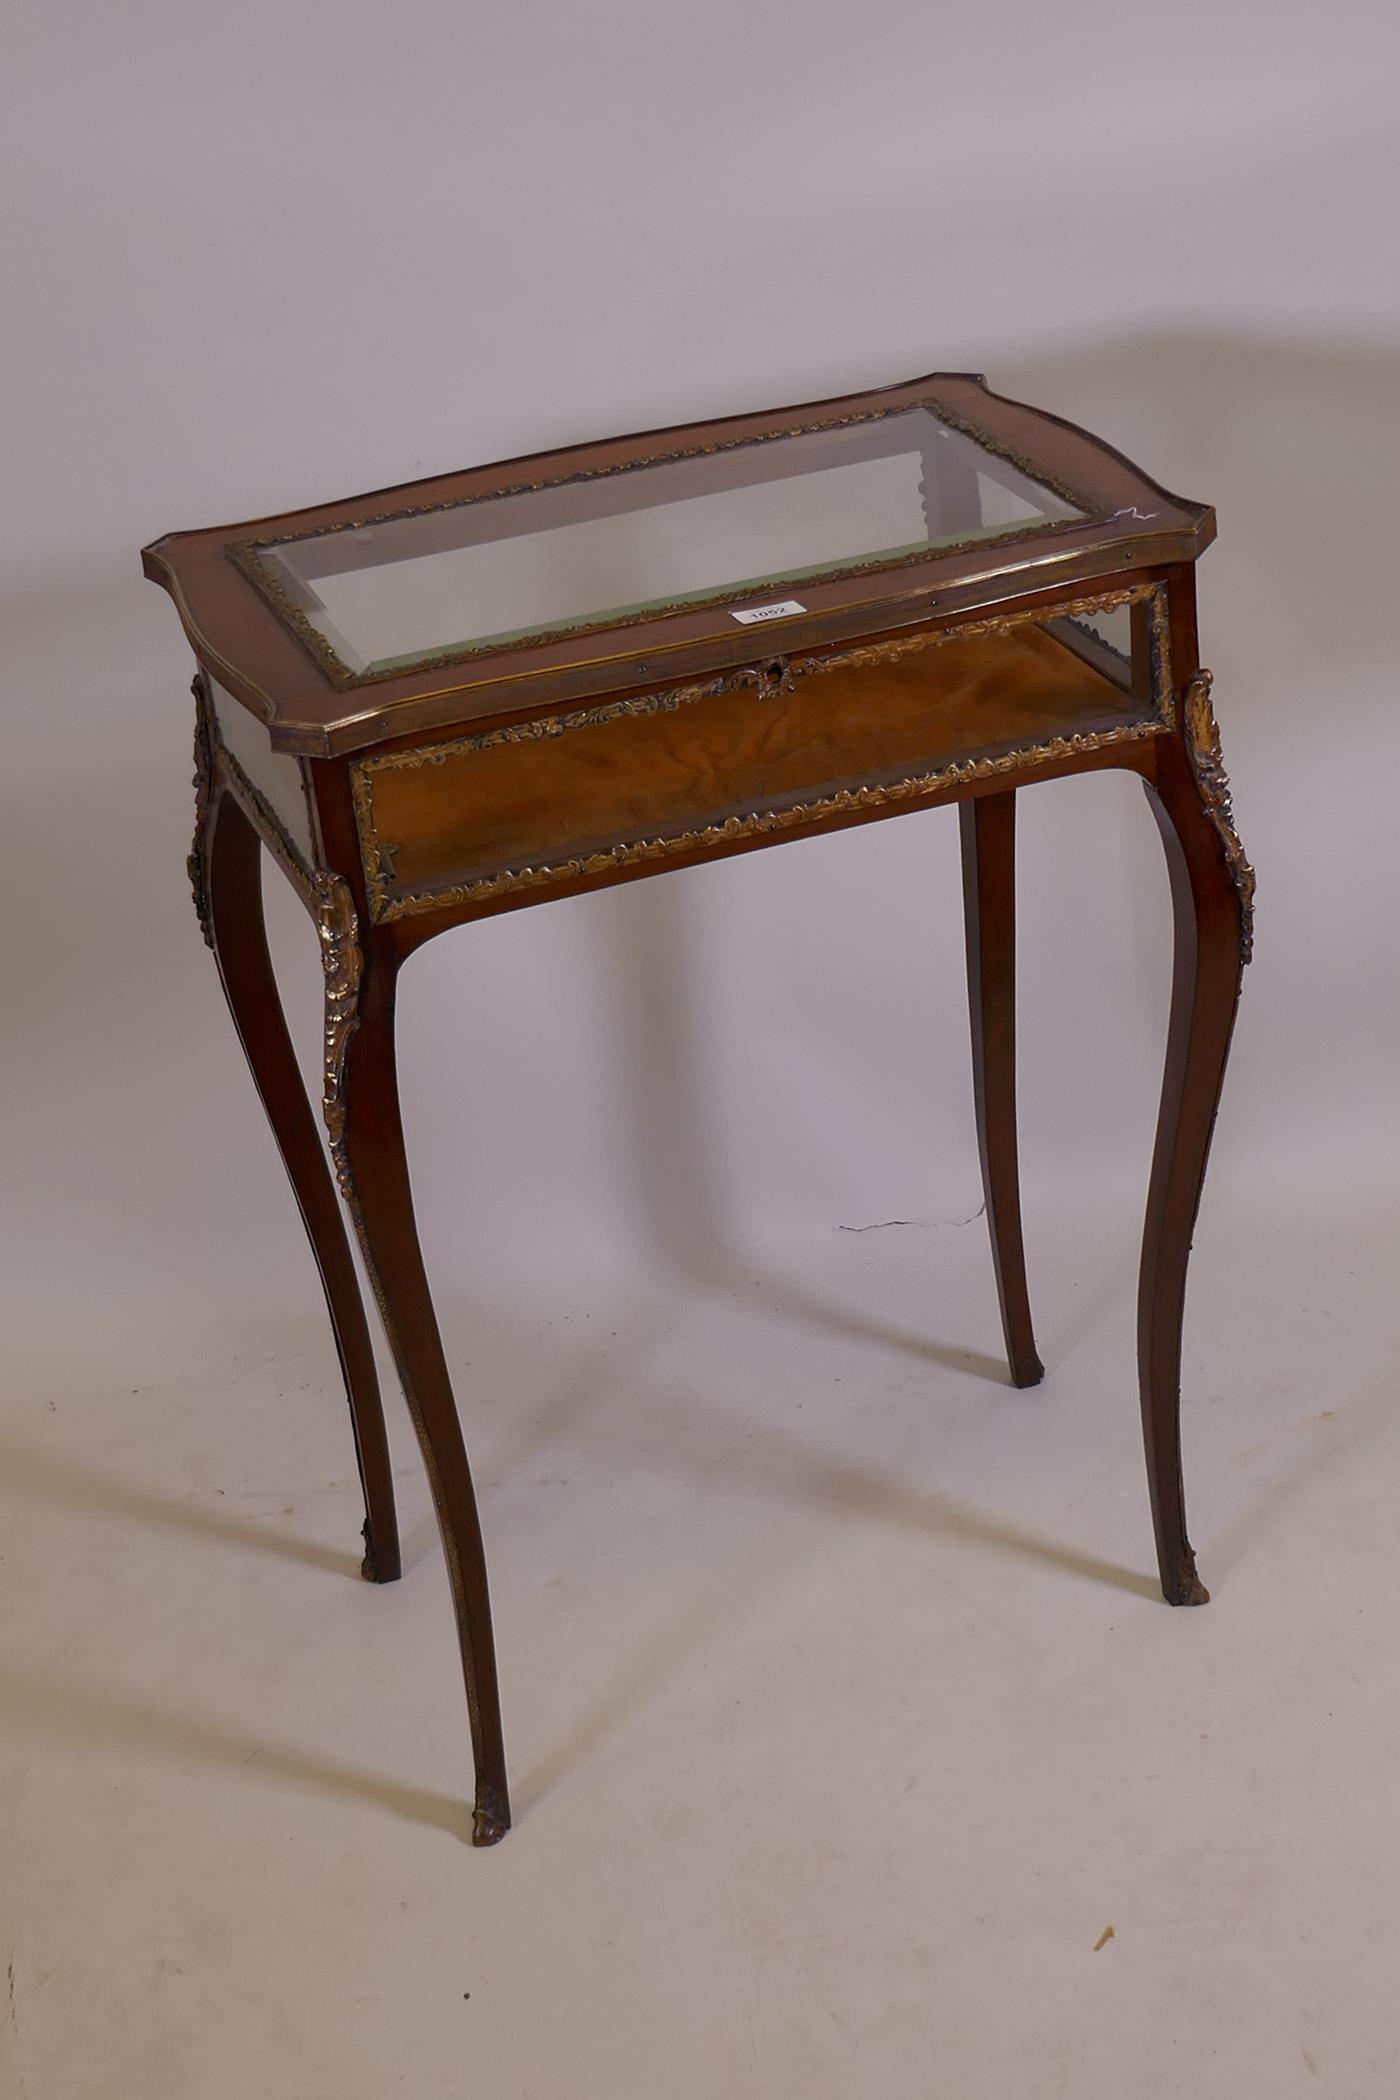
top-left (234, 404), bottom-right (1089, 685)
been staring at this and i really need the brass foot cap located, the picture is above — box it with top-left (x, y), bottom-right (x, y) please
top-left (359, 1524), bottom-right (402, 1585)
top-left (472, 1794), bottom-right (511, 1848)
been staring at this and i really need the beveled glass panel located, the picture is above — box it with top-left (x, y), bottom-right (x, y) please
top-left (245, 406), bottom-right (1085, 679)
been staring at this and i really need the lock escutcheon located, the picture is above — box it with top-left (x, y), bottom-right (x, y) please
top-left (742, 655), bottom-right (796, 700)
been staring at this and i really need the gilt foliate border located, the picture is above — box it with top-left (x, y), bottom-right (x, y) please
top-left (189, 676), bottom-right (216, 947)
top-left (1182, 669), bottom-right (1256, 965)
top-left (352, 583), bottom-right (1172, 925)
top-left (309, 872), bottom-right (362, 1196)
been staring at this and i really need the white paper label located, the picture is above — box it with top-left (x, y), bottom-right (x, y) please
top-left (731, 598), bottom-right (806, 626)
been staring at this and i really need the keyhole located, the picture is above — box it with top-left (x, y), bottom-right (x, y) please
top-left (743, 655), bottom-right (792, 700)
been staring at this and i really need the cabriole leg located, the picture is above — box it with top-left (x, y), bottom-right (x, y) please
top-left (1138, 671), bottom-right (1254, 1606)
top-left (959, 790), bottom-right (1044, 1389)
top-left (316, 894), bottom-right (510, 1845)
top-left (201, 775), bottom-right (402, 1583)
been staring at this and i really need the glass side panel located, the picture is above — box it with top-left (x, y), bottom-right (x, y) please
top-left (1045, 602), bottom-right (1135, 691)
top-left (207, 676), bottom-right (315, 862)
top-left (246, 406), bottom-right (1085, 679)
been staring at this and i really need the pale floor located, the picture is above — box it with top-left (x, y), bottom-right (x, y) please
top-left (4, 1168), bottom-right (1399, 2099)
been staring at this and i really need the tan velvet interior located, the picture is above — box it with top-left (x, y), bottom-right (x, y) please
top-left (365, 623), bottom-right (1147, 903)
